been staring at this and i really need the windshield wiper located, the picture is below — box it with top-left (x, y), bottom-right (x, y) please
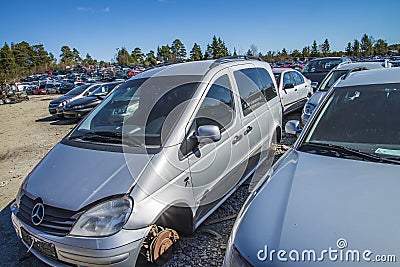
top-left (302, 142), bottom-right (400, 165)
top-left (69, 131), bottom-right (144, 147)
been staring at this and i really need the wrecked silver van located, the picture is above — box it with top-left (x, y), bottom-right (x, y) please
top-left (11, 57), bottom-right (282, 266)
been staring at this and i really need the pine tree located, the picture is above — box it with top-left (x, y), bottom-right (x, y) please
top-left (171, 39), bottom-right (186, 62)
top-left (0, 43), bottom-right (18, 81)
top-left (60, 45), bottom-right (74, 65)
top-left (189, 43), bottom-right (203, 61)
top-left (321, 39), bottom-right (330, 56)
top-left (116, 47), bottom-right (132, 66)
top-left (131, 47), bottom-right (145, 66)
top-left (72, 48), bottom-right (81, 63)
top-left (302, 46), bottom-right (311, 58)
top-left (311, 41), bottom-right (319, 57)
top-left (361, 34), bottom-right (373, 56)
top-left (345, 42), bottom-right (352, 56)
top-left (374, 39), bottom-right (388, 55)
top-left (352, 40), bottom-right (361, 57)
top-left (144, 50), bottom-right (157, 67)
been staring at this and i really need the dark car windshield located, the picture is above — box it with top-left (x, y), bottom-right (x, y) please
top-left (301, 83), bottom-right (400, 162)
top-left (65, 84), bottom-right (91, 96)
top-left (70, 75), bottom-right (201, 147)
top-left (89, 83), bottom-right (120, 96)
top-left (303, 59), bottom-right (342, 73)
top-left (318, 70), bottom-right (348, 91)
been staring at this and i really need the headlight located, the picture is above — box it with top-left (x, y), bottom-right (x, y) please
top-left (303, 102), bottom-right (315, 116)
top-left (70, 196), bottom-right (132, 237)
top-left (73, 105), bottom-right (84, 109)
top-left (223, 245), bottom-right (253, 267)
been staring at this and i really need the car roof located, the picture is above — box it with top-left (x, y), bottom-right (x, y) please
top-left (333, 61), bottom-right (385, 71)
top-left (272, 68), bottom-right (294, 73)
top-left (336, 67), bottom-right (400, 88)
top-left (134, 61), bottom-right (215, 78)
top-left (133, 58), bottom-right (272, 79)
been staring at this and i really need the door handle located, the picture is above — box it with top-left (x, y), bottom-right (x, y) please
top-left (232, 134), bottom-right (242, 144)
top-left (244, 126), bottom-right (253, 135)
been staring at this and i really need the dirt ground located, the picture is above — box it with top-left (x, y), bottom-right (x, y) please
top-left (0, 95), bottom-right (77, 266)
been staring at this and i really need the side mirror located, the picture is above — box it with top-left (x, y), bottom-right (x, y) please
top-left (285, 120), bottom-right (302, 136)
top-left (284, 83), bottom-right (294, 90)
top-left (197, 125), bottom-right (221, 142)
top-left (311, 82), bottom-right (319, 89)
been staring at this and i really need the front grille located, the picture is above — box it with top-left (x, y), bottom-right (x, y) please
top-left (17, 194), bottom-right (80, 236)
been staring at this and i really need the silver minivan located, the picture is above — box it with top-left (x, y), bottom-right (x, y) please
top-left (11, 57), bottom-right (282, 266)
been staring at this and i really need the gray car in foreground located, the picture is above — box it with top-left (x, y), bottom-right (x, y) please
top-left (223, 67), bottom-right (400, 266)
top-left (11, 57), bottom-right (282, 266)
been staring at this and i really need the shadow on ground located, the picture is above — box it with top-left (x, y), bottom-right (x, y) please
top-left (35, 115), bottom-right (78, 126)
top-left (0, 202), bottom-right (46, 267)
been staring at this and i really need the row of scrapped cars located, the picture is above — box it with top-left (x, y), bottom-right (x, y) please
top-left (10, 56), bottom-right (399, 266)
top-left (48, 81), bottom-right (123, 118)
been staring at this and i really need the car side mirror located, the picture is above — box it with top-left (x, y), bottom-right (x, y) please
top-left (196, 125), bottom-right (221, 143)
top-left (285, 120), bottom-right (302, 136)
top-left (284, 83), bottom-right (294, 90)
top-left (311, 82), bottom-right (319, 89)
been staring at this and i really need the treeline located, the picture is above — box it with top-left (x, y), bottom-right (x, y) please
top-left (115, 36), bottom-right (230, 66)
top-left (1, 34), bottom-right (398, 82)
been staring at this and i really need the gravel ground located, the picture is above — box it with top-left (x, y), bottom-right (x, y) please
top-left (0, 95), bottom-right (300, 267)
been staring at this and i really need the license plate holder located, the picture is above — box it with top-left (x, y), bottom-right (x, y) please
top-left (21, 228), bottom-right (58, 260)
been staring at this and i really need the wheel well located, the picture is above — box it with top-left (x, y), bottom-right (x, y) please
top-left (155, 203), bottom-right (194, 236)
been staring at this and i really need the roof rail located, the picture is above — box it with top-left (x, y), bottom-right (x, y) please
top-left (209, 55), bottom-right (265, 69)
top-left (342, 67), bottom-right (367, 80)
top-left (216, 55), bottom-right (265, 63)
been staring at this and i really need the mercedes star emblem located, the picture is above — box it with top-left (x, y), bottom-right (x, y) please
top-left (31, 203), bottom-right (45, 226)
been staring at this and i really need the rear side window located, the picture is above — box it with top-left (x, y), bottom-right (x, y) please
top-left (292, 71), bottom-right (305, 85)
top-left (257, 68), bottom-right (278, 101)
top-left (234, 68), bottom-right (266, 116)
top-left (195, 74), bottom-right (234, 132)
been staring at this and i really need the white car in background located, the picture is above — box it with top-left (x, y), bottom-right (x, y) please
top-left (273, 68), bottom-right (312, 114)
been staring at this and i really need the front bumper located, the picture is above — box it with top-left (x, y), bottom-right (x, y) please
top-left (49, 107), bottom-right (64, 115)
top-left (11, 210), bottom-right (151, 266)
top-left (63, 108), bottom-right (92, 119)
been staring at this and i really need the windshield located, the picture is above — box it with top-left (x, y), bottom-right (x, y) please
top-left (66, 84), bottom-right (90, 96)
top-left (303, 59), bottom-right (342, 73)
top-left (70, 75), bottom-right (201, 147)
top-left (318, 70), bottom-right (348, 91)
top-left (301, 83), bottom-right (400, 163)
top-left (89, 83), bottom-right (120, 96)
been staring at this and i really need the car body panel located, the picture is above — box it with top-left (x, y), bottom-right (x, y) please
top-left (21, 143), bottom-right (152, 211)
top-left (233, 150), bottom-right (400, 266)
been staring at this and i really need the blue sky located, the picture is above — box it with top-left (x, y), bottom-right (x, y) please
top-left (2, 0), bottom-right (399, 61)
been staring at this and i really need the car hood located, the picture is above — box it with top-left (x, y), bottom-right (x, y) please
top-left (66, 96), bottom-right (99, 107)
top-left (22, 143), bottom-right (152, 211)
top-left (234, 150), bottom-right (400, 265)
top-left (50, 95), bottom-right (76, 105)
top-left (307, 91), bottom-right (327, 106)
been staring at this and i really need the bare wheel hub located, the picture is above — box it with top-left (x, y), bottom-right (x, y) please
top-left (141, 225), bottom-right (179, 265)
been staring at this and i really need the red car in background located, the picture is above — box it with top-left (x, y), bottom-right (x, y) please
top-left (32, 84), bottom-right (47, 95)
